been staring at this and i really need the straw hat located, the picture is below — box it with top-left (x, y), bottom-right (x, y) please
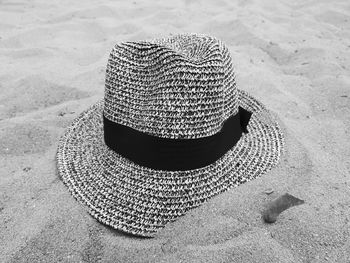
top-left (57, 34), bottom-right (284, 237)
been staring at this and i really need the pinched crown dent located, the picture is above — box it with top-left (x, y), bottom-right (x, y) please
top-left (104, 34), bottom-right (238, 139)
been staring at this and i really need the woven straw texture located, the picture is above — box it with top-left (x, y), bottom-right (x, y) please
top-left (104, 34), bottom-right (238, 139)
top-left (57, 34), bottom-right (284, 237)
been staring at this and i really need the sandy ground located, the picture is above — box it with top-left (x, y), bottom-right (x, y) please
top-left (1, 0), bottom-right (350, 262)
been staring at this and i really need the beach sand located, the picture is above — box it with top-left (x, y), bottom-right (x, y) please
top-left (1, 0), bottom-right (350, 262)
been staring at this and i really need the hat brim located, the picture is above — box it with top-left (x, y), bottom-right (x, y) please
top-left (56, 89), bottom-right (284, 237)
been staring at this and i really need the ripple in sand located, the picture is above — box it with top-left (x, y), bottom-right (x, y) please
top-left (0, 75), bottom-right (90, 120)
top-left (0, 123), bottom-right (52, 156)
top-left (315, 11), bottom-right (350, 30)
top-left (81, 224), bottom-right (104, 263)
top-left (9, 218), bottom-right (85, 263)
top-left (3, 48), bottom-right (53, 60)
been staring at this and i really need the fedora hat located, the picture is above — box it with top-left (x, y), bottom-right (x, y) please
top-left (57, 33), bottom-right (284, 237)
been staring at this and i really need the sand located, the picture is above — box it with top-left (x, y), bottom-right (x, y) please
top-left (1, 0), bottom-right (350, 262)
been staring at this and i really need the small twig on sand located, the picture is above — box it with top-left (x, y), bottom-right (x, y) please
top-left (262, 193), bottom-right (305, 223)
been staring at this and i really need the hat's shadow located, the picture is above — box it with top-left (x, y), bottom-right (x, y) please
top-left (102, 223), bottom-right (153, 239)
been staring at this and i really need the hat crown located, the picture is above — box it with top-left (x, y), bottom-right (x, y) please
top-left (104, 34), bottom-right (238, 139)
